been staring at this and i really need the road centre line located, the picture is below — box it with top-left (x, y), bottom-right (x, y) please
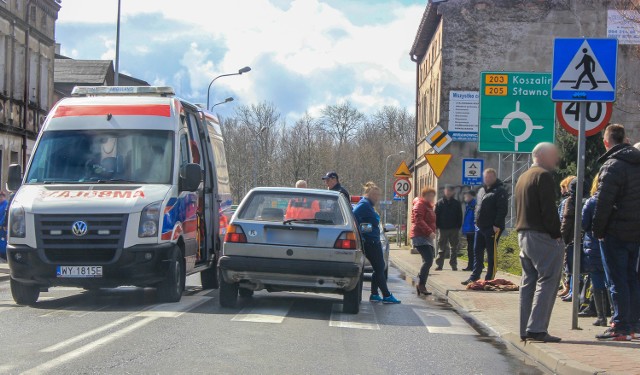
top-left (40, 315), bottom-right (136, 353)
top-left (23, 316), bottom-right (158, 375)
top-left (231, 300), bottom-right (293, 324)
top-left (329, 303), bottom-right (380, 330)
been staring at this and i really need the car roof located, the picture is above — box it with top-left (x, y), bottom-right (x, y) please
top-left (249, 187), bottom-right (341, 196)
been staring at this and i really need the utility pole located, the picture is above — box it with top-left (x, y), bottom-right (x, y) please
top-left (114, 0), bottom-right (121, 85)
top-left (22, 0), bottom-right (32, 166)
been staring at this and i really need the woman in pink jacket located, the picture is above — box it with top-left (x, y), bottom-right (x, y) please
top-left (411, 187), bottom-right (437, 296)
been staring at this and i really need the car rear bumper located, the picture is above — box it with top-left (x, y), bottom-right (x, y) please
top-left (218, 255), bottom-right (362, 291)
top-left (7, 243), bottom-right (178, 288)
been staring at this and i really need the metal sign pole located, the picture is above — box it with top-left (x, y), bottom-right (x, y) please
top-left (571, 102), bottom-right (587, 330)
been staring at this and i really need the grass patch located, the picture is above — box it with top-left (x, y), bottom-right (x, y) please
top-left (458, 230), bottom-right (522, 276)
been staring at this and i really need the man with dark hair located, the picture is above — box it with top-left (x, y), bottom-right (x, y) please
top-left (462, 168), bottom-right (508, 284)
top-left (322, 171), bottom-right (350, 202)
top-left (593, 124), bottom-right (640, 341)
top-left (435, 184), bottom-right (462, 271)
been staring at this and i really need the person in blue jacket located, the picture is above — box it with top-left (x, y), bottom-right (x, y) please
top-left (461, 191), bottom-right (477, 272)
top-left (0, 191), bottom-right (8, 260)
top-left (583, 174), bottom-right (610, 327)
top-left (353, 182), bottom-right (400, 304)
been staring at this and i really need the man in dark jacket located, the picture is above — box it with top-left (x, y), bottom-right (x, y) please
top-left (435, 184), bottom-right (462, 271)
top-left (593, 124), bottom-right (640, 341)
top-left (462, 168), bottom-right (508, 284)
top-left (322, 171), bottom-right (350, 202)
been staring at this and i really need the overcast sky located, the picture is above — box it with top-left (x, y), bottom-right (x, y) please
top-left (56, 0), bottom-right (426, 121)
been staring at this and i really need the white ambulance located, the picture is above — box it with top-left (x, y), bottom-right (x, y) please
top-left (5, 86), bottom-right (232, 305)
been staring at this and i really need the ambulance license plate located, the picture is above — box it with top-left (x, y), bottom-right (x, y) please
top-left (56, 266), bottom-right (103, 278)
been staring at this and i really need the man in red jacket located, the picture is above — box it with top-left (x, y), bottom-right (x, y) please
top-left (411, 187), bottom-right (437, 296)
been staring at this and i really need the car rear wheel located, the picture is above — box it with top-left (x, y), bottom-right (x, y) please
top-left (200, 262), bottom-right (219, 290)
top-left (10, 279), bottom-right (40, 306)
top-left (219, 270), bottom-right (239, 308)
top-left (343, 275), bottom-right (363, 314)
top-left (239, 288), bottom-right (254, 298)
top-left (157, 249), bottom-right (185, 303)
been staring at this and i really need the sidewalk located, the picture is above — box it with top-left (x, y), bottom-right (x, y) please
top-left (390, 245), bottom-right (640, 375)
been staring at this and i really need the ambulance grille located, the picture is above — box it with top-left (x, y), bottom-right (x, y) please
top-left (35, 214), bottom-right (128, 263)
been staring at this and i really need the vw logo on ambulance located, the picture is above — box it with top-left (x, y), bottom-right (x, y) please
top-left (71, 221), bottom-right (88, 237)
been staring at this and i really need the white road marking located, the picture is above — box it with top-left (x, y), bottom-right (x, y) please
top-left (329, 303), bottom-right (380, 330)
top-left (23, 316), bottom-right (158, 375)
top-left (40, 315), bottom-right (136, 353)
top-left (39, 304), bottom-right (84, 318)
top-left (0, 306), bottom-right (15, 314)
top-left (231, 300), bottom-right (293, 324)
top-left (414, 308), bottom-right (478, 336)
top-left (135, 296), bottom-right (211, 318)
top-left (0, 364), bottom-right (15, 373)
top-left (71, 304), bottom-right (112, 318)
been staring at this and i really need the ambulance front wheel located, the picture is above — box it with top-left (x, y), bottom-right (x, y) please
top-left (156, 248), bottom-right (185, 303)
top-left (10, 278), bottom-right (40, 306)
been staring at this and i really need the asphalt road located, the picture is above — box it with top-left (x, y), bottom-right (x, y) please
top-left (0, 268), bottom-right (544, 375)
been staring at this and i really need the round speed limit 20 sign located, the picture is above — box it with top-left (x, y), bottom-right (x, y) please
top-left (393, 178), bottom-right (412, 197)
top-left (556, 102), bottom-right (613, 137)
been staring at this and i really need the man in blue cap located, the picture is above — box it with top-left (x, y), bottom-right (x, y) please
top-left (322, 171), bottom-right (350, 202)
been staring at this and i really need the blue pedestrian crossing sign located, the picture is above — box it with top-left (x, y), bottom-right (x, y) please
top-left (552, 38), bottom-right (618, 102)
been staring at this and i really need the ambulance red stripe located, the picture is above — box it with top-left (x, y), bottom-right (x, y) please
top-left (53, 104), bottom-right (171, 118)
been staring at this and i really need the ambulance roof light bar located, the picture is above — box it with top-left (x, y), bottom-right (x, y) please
top-left (71, 86), bottom-right (176, 97)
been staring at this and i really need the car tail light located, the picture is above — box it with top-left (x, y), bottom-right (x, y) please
top-left (350, 196), bottom-right (362, 204)
top-left (224, 224), bottom-right (247, 243)
top-left (334, 231), bottom-right (357, 250)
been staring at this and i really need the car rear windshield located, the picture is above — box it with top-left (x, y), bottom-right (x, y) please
top-left (238, 192), bottom-right (346, 225)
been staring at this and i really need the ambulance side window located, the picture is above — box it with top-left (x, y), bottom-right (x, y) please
top-left (179, 133), bottom-right (190, 166)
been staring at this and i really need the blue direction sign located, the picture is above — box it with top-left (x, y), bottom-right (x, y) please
top-left (393, 192), bottom-right (406, 201)
top-left (462, 158), bottom-right (484, 186)
top-left (552, 38), bottom-right (618, 102)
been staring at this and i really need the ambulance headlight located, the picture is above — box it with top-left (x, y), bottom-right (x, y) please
top-left (10, 206), bottom-right (26, 238)
top-left (139, 201), bottom-right (161, 238)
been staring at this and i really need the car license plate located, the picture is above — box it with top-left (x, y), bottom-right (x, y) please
top-left (56, 266), bottom-right (103, 278)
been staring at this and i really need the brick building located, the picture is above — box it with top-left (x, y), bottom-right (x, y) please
top-left (0, 0), bottom-right (61, 188)
top-left (409, 0), bottom-right (640, 228)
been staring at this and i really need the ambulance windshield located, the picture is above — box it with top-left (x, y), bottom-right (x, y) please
top-left (25, 130), bottom-right (174, 185)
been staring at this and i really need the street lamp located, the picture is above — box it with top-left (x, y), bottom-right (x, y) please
top-left (383, 150), bottom-right (407, 224)
top-left (206, 67), bottom-right (251, 109)
top-left (211, 97), bottom-right (234, 110)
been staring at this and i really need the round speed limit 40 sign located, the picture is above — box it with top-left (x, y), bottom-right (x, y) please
top-left (556, 102), bottom-right (613, 137)
top-left (393, 178), bottom-right (412, 197)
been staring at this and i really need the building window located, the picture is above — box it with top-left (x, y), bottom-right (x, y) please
top-left (41, 14), bottom-right (47, 28)
top-left (10, 151), bottom-right (19, 164)
top-left (0, 35), bottom-right (6, 93)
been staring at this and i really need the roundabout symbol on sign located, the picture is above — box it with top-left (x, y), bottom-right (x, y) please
top-left (393, 178), bottom-right (411, 197)
top-left (491, 101), bottom-right (544, 152)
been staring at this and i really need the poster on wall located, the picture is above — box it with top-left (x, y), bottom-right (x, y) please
top-left (607, 10), bottom-right (640, 45)
top-left (448, 91), bottom-right (479, 142)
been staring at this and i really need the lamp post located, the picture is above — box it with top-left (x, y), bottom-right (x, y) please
top-left (206, 67), bottom-right (251, 109)
top-left (211, 97), bottom-right (234, 111)
top-left (114, 0), bottom-right (121, 85)
top-left (383, 150), bottom-right (406, 225)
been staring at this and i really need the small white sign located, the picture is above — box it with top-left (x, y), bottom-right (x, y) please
top-left (608, 10), bottom-right (640, 45)
top-left (448, 91), bottom-right (479, 142)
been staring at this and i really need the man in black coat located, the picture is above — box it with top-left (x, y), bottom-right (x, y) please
top-left (435, 185), bottom-right (462, 271)
top-left (593, 124), bottom-right (640, 341)
top-left (322, 171), bottom-right (350, 202)
top-left (462, 168), bottom-right (508, 284)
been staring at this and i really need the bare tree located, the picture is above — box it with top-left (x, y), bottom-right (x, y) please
top-left (321, 102), bottom-right (365, 169)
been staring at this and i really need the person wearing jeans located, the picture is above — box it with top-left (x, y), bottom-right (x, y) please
top-left (461, 191), bottom-right (477, 272)
top-left (462, 169), bottom-right (508, 285)
top-left (411, 187), bottom-right (437, 296)
top-left (592, 124), bottom-right (640, 341)
top-left (353, 182), bottom-right (400, 305)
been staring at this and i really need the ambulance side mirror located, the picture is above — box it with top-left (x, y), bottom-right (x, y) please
top-left (7, 164), bottom-right (22, 192)
top-left (179, 163), bottom-right (201, 192)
